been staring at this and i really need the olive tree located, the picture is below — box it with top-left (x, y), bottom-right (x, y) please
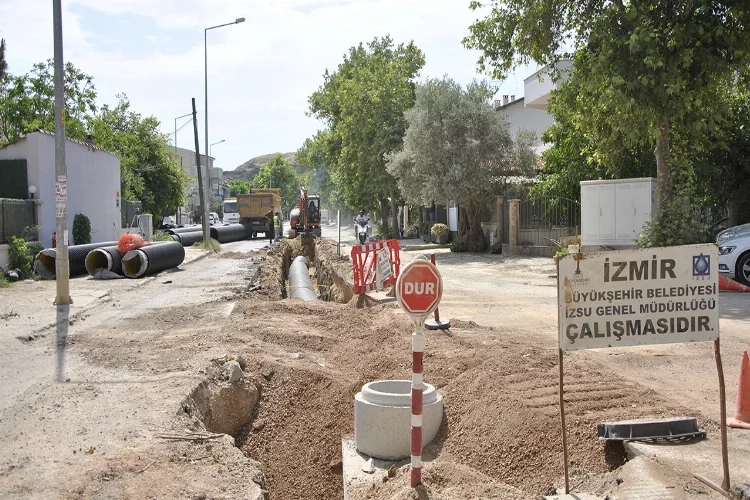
top-left (387, 77), bottom-right (536, 251)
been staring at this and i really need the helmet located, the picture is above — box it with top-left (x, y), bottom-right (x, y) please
top-left (359, 209), bottom-right (366, 215)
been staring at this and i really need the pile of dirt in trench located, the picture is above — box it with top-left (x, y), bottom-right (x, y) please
top-left (227, 298), bottom-right (698, 500)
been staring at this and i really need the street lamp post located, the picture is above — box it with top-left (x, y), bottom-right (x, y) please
top-left (210, 139), bottom-right (226, 197)
top-left (174, 112), bottom-right (192, 225)
top-left (204, 17), bottom-right (244, 243)
top-left (174, 112), bottom-right (192, 154)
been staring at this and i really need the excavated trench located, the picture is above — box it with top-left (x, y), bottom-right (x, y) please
top-left (271, 237), bottom-right (353, 303)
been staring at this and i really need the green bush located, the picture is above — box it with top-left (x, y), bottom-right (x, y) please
top-left (152, 231), bottom-right (174, 242)
top-left (192, 238), bottom-right (221, 253)
top-left (488, 241), bottom-right (503, 254)
top-left (72, 213), bottom-right (92, 245)
top-left (554, 246), bottom-right (569, 262)
top-left (8, 236), bottom-right (32, 279)
top-left (0, 273), bottom-right (10, 288)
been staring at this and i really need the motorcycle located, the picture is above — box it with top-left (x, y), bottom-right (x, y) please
top-left (355, 216), bottom-right (369, 245)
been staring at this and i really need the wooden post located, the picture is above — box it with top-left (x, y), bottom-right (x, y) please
top-left (559, 348), bottom-right (570, 494)
top-left (714, 338), bottom-right (730, 490)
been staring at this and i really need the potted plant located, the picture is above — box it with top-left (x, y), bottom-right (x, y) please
top-left (431, 223), bottom-right (449, 244)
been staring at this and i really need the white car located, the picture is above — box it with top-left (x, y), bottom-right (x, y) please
top-left (717, 223), bottom-right (750, 286)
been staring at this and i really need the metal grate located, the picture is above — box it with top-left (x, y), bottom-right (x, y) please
top-left (0, 198), bottom-right (35, 244)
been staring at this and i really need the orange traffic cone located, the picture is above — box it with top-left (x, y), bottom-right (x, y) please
top-left (728, 351), bottom-right (750, 430)
top-left (719, 275), bottom-right (750, 292)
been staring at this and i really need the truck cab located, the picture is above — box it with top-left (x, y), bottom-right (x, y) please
top-left (223, 197), bottom-right (240, 224)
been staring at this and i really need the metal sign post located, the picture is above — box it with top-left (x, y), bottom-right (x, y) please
top-left (557, 244), bottom-right (727, 495)
top-left (395, 259), bottom-right (443, 487)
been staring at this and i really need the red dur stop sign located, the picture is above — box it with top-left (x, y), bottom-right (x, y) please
top-left (396, 259), bottom-right (442, 319)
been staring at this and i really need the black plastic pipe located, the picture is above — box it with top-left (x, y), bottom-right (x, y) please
top-left (166, 225), bottom-right (203, 235)
top-left (121, 241), bottom-right (185, 278)
top-left (210, 223), bottom-right (251, 243)
top-left (36, 241), bottom-right (118, 279)
top-left (175, 230), bottom-right (204, 247)
top-left (289, 255), bottom-right (318, 301)
top-left (85, 246), bottom-right (124, 276)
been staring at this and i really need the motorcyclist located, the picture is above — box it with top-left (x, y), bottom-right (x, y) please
top-left (355, 210), bottom-right (368, 226)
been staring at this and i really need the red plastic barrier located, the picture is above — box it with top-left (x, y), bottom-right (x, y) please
top-left (351, 239), bottom-right (401, 294)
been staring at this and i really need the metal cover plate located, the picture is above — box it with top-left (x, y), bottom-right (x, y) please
top-left (597, 417), bottom-right (706, 442)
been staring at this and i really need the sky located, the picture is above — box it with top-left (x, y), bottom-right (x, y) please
top-left (0, 0), bottom-right (537, 173)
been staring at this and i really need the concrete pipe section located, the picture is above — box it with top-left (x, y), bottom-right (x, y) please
top-left (288, 255), bottom-right (318, 301)
top-left (354, 380), bottom-right (443, 460)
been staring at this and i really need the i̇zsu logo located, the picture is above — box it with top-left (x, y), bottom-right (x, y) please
top-left (396, 260), bottom-right (442, 319)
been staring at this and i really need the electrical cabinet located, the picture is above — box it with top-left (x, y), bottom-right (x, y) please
top-left (580, 178), bottom-right (657, 247)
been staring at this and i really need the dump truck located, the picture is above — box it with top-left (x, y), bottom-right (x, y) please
top-left (237, 188), bottom-right (282, 239)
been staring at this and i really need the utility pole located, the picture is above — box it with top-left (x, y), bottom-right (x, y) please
top-left (192, 98), bottom-right (210, 243)
top-left (53, 0), bottom-right (70, 305)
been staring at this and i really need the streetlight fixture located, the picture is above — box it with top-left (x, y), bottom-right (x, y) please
top-left (203, 17), bottom-right (244, 242)
top-left (174, 112), bottom-right (192, 154)
top-left (209, 139), bottom-right (225, 158)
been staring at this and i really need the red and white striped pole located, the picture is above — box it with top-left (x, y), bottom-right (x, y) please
top-left (411, 321), bottom-right (425, 487)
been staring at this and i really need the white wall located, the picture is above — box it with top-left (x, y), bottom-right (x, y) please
top-left (26, 132), bottom-right (121, 247)
top-left (501, 100), bottom-right (555, 155)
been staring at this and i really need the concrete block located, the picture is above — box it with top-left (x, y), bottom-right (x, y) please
top-left (354, 380), bottom-right (443, 460)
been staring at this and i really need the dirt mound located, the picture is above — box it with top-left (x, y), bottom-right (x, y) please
top-left (348, 461), bottom-right (528, 499)
top-left (227, 297), bottom-right (695, 499)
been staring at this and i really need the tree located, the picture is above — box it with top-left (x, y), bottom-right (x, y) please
top-left (87, 94), bottom-right (185, 218)
top-left (532, 77), bottom-right (657, 203)
top-left (464, 0), bottom-right (750, 245)
top-left (251, 153), bottom-right (305, 214)
top-left (228, 179), bottom-right (251, 197)
top-left (296, 130), bottom-right (345, 210)
top-left (0, 59), bottom-right (96, 145)
top-left (387, 78), bottom-right (536, 251)
top-left (0, 39), bottom-right (7, 81)
top-left (307, 36), bottom-right (425, 237)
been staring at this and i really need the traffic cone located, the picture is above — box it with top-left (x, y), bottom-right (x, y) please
top-left (719, 275), bottom-right (750, 292)
top-left (728, 351), bottom-right (750, 430)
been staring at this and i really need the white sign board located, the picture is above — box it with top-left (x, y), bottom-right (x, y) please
top-left (558, 244), bottom-right (719, 351)
top-left (377, 248), bottom-right (392, 280)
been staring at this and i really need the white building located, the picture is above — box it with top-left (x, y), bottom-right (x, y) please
top-left (495, 59), bottom-right (572, 155)
top-left (172, 146), bottom-right (226, 223)
top-left (0, 130), bottom-right (121, 253)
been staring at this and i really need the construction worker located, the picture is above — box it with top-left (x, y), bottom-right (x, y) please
top-left (273, 211), bottom-right (281, 242)
top-left (266, 207), bottom-right (275, 245)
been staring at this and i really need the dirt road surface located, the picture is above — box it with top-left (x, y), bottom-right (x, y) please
top-left (1, 232), bottom-right (748, 499)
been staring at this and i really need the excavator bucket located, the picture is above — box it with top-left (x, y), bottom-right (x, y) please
top-left (300, 231), bottom-right (315, 246)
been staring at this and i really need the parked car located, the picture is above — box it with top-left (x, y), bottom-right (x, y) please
top-left (208, 212), bottom-right (221, 225)
top-left (717, 223), bottom-right (750, 286)
top-left (161, 215), bottom-right (176, 226)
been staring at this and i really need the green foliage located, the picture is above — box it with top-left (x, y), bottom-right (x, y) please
top-left (192, 238), bottom-right (221, 253)
top-left (0, 59), bottom-right (96, 145)
top-left (295, 130), bottom-right (344, 209)
top-left (251, 153), bottom-right (304, 213)
top-left (307, 36), bottom-right (425, 233)
top-left (464, 0), bottom-right (750, 242)
top-left (431, 223), bottom-right (449, 237)
top-left (553, 246), bottom-right (569, 262)
top-left (88, 94), bottom-right (185, 217)
top-left (72, 213), bottom-right (92, 245)
top-left (8, 236), bottom-right (32, 278)
top-left (0, 272), bottom-right (9, 288)
top-left (151, 231), bottom-right (174, 242)
top-left (450, 237), bottom-right (464, 253)
top-left (228, 179), bottom-right (251, 197)
top-left (387, 77), bottom-right (535, 251)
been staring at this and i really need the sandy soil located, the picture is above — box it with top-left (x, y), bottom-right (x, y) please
top-left (0, 237), bottom-right (748, 499)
